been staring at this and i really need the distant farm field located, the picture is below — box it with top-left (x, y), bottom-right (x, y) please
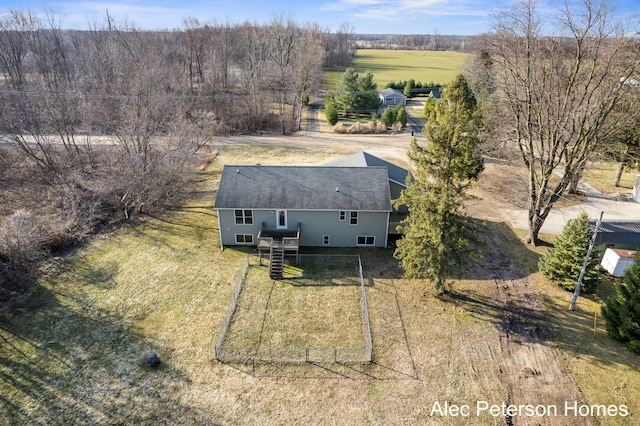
top-left (324, 49), bottom-right (469, 89)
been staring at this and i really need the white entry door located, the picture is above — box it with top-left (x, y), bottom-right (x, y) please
top-left (276, 210), bottom-right (287, 229)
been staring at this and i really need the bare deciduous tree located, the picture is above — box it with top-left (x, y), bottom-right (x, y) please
top-left (487, 0), bottom-right (639, 244)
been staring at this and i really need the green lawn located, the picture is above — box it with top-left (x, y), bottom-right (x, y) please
top-left (324, 49), bottom-right (469, 90)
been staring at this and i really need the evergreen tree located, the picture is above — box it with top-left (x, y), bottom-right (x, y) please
top-left (335, 67), bottom-right (359, 114)
top-left (357, 70), bottom-right (380, 111)
top-left (602, 253), bottom-right (640, 354)
top-left (381, 107), bottom-right (396, 128)
top-left (324, 95), bottom-right (338, 125)
top-left (424, 96), bottom-right (437, 118)
top-left (336, 68), bottom-right (380, 113)
top-left (538, 211), bottom-right (598, 292)
top-left (394, 104), bottom-right (407, 127)
top-left (394, 74), bottom-right (484, 294)
top-left (404, 80), bottom-right (412, 97)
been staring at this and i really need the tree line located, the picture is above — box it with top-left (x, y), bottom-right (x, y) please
top-left (0, 10), bottom-right (354, 299)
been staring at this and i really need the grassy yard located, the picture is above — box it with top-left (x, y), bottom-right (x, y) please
top-left (324, 49), bottom-right (469, 90)
top-left (581, 161), bottom-right (638, 195)
top-left (1, 144), bottom-right (639, 424)
top-left (218, 255), bottom-right (369, 363)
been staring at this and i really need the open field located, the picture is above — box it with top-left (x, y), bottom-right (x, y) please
top-left (324, 49), bottom-right (469, 90)
top-left (1, 143), bottom-right (639, 425)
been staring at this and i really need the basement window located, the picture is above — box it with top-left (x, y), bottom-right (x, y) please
top-left (235, 234), bottom-right (254, 244)
top-left (357, 236), bottom-right (375, 246)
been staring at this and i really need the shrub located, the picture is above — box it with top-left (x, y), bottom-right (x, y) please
top-left (348, 121), bottom-right (362, 134)
top-left (333, 123), bottom-right (346, 133)
top-left (0, 210), bottom-right (47, 269)
top-left (395, 104), bottom-right (407, 127)
top-left (381, 107), bottom-right (396, 128)
top-left (392, 122), bottom-right (403, 132)
top-left (602, 252), bottom-right (640, 354)
top-left (325, 97), bottom-right (338, 125)
top-left (538, 212), bottom-right (598, 292)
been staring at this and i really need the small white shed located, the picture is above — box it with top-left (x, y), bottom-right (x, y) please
top-left (601, 248), bottom-right (637, 277)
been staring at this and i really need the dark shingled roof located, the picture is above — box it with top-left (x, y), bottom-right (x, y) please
top-left (325, 151), bottom-right (409, 187)
top-left (214, 165), bottom-right (392, 211)
top-left (590, 220), bottom-right (640, 245)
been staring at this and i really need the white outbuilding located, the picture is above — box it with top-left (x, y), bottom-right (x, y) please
top-left (600, 248), bottom-right (637, 277)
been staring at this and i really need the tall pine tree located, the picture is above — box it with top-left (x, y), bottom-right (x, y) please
top-left (335, 67), bottom-right (359, 114)
top-left (602, 252), bottom-right (640, 354)
top-left (538, 211), bottom-right (598, 292)
top-left (394, 74), bottom-right (483, 294)
top-left (357, 70), bottom-right (380, 111)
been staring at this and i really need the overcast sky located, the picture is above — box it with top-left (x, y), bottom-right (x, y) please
top-left (0, 0), bottom-right (638, 35)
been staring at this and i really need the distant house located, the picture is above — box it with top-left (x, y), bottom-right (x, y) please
top-left (379, 88), bottom-right (407, 107)
top-left (591, 220), bottom-right (640, 253)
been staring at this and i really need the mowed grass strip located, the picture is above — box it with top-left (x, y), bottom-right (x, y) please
top-left (324, 49), bottom-right (469, 89)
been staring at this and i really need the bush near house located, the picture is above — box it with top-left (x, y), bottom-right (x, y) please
top-left (380, 104), bottom-right (407, 128)
top-left (602, 252), bottom-right (640, 354)
top-left (538, 212), bottom-right (598, 293)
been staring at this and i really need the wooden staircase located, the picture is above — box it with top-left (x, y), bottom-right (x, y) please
top-left (269, 240), bottom-right (284, 280)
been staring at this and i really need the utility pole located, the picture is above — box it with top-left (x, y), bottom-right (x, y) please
top-left (569, 211), bottom-right (603, 311)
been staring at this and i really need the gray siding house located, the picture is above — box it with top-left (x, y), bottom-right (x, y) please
top-left (214, 165), bottom-right (393, 249)
top-left (379, 88), bottom-right (407, 107)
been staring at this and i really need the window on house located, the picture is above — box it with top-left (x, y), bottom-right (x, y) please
top-left (357, 236), bottom-right (375, 246)
top-left (339, 211), bottom-right (346, 221)
top-left (235, 234), bottom-right (254, 244)
top-left (323, 235), bottom-right (330, 246)
top-left (350, 211), bottom-right (358, 225)
top-left (234, 209), bottom-right (253, 225)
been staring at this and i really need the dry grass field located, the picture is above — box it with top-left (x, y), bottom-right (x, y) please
top-left (1, 143), bottom-right (639, 425)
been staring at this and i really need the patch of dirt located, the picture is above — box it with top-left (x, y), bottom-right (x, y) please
top-left (480, 226), bottom-right (597, 426)
top-left (476, 158), bottom-right (530, 209)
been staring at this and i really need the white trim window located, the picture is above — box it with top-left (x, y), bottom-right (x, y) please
top-left (350, 211), bottom-right (358, 225)
top-left (323, 235), bottom-right (330, 246)
top-left (235, 234), bottom-right (254, 244)
top-left (357, 236), bottom-right (375, 246)
top-left (339, 211), bottom-right (346, 221)
top-left (234, 209), bottom-right (253, 225)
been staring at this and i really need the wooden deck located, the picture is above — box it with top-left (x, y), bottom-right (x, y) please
top-left (257, 223), bottom-right (301, 266)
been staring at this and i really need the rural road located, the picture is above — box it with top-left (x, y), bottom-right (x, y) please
top-left (500, 176), bottom-right (640, 234)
